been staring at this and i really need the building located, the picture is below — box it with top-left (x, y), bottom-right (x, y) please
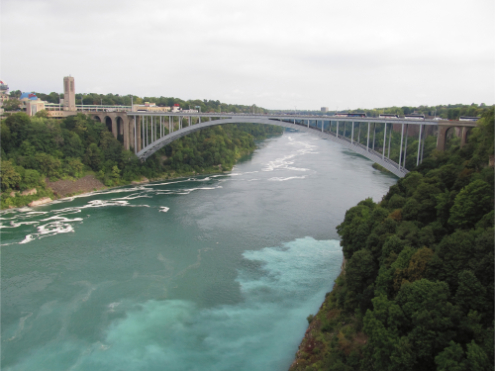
top-left (321, 107), bottom-right (329, 112)
top-left (132, 102), bottom-right (171, 112)
top-left (63, 76), bottom-right (76, 111)
top-left (172, 103), bottom-right (181, 112)
top-left (19, 93), bottom-right (46, 116)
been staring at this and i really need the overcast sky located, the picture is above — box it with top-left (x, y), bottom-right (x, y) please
top-left (2, 0), bottom-right (494, 110)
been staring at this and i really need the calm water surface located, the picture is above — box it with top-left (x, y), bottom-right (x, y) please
top-left (1, 132), bottom-right (396, 370)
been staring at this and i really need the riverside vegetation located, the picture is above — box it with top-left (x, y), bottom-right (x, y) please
top-left (290, 108), bottom-right (494, 370)
top-left (0, 112), bottom-right (282, 209)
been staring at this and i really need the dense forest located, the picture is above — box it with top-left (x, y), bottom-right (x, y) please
top-left (290, 109), bottom-right (494, 371)
top-left (0, 112), bottom-right (282, 208)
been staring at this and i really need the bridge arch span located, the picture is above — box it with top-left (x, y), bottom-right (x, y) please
top-left (104, 116), bottom-right (114, 133)
top-left (135, 117), bottom-right (408, 178)
top-left (436, 122), bottom-right (474, 151)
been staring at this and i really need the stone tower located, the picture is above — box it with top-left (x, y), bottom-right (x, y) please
top-left (63, 76), bottom-right (76, 111)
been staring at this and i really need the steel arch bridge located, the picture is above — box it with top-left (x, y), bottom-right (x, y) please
top-left (124, 113), bottom-right (476, 178)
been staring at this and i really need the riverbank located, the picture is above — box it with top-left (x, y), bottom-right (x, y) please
top-left (288, 257), bottom-right (369, 370)
top-left (288, 270), bottom-right (367, 371)
top-left (1, 158), bottom-right (243, 210)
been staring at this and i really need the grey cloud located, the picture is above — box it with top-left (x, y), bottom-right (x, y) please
top-left (1, 0), bottom-right (493, 109)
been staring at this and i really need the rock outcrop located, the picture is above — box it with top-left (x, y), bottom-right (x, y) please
top-left (28, 197), bottom-right (52, 207)
top-left (21, 188), bottom-right (37, 196)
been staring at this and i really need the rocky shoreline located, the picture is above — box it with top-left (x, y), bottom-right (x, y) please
top-left (45, 174), bottom-right (107, 198)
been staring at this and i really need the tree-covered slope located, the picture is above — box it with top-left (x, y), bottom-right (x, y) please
top-left (290, 109), bottom-right (494, 371)
top-left (0, 113), bottom-right (282, 208)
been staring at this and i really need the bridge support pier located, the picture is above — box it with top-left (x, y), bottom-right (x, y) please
top-left (399, 124), bottom-right (404, 171)
top-left (417, 124), bottom-right (423, 166)
top-left (436, 125), bottom-right (448, 151)
top-left (388, 126), bottom-right (392, 158)
top-left (366, 123), bottom-right (370, 151)
top-left (421, 128), bottom-right (425, 162)
top-left (460, 127), bottom-right (468, 147)
top-left (123, 116), bottom-right (130, 150)
top-left (135, 116), bottom-right (142, 153)
top-left (112, 118), bottom-right (118, 139)
top-left (403, 125), bottom-right (409, 169)
top-left (372, 123), bottom-right (376, 151)
top-left (382, 123), bottom-right (387, 160)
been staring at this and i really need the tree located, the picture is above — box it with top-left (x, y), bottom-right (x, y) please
top-left (394, 279), bottom-right (459, 368)
top-left (34, 110), bottom-right (49, 118)
top-left (454, 270), bottom-right (487, 314)
top-left (84, 143), bottom-right (103, 171)
top-left (34, 153), bottom-right (62, 178)
top-left (336, 199), bottom-right (374, 259)
top-left (111, 165), bottom-right (121, 182)
top-left (4, 112), bottom-right (30, 147)
top-left (3, 98), bottom-right (21, 111)
top-left (1, 159), bottom-right (21, 191)
top-left (449, 179), bottom-right (493, 229)
top-left (435, 341), bottom-right (467, 371)
top-left (466, 340), bottom-right (491, 371)
top-left (20, 169), bottom-right (42, 190)
top-left (9, 90), bottom-right (21, 98)
top-left (345, 248), bottom-right (376, 312)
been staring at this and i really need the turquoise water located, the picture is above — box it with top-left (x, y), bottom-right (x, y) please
top-left (1, 132), bottom-right (396, 370)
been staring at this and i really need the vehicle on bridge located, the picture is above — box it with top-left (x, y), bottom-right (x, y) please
top-left (404, 114), bottom-right (425, 120)
top-left (459, 116), bottom-right (479, 122)
top-left (335, 113), bottom-right (366, 118)
top-left (379, 114), bottom-right (399, 119)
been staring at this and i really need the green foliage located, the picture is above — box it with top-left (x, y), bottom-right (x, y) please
top-left (449, 179), bottom-right (493, 229)
top-left (435, 341), bottom-right (468, 371)
top-left (1, 159), bottom-right (21, 191)
top-left (3, 98), bottom-right (21, 111)
top-left (1, 113), bottom-right (283, 208)
top-left (295, 108), bottom-right (494, 371)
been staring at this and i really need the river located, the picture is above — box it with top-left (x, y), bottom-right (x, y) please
top-left (1, 131), bottom-right (396, 370)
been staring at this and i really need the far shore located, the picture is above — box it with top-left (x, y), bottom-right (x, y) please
top-left (1, 168), bottom-right (230, 211)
